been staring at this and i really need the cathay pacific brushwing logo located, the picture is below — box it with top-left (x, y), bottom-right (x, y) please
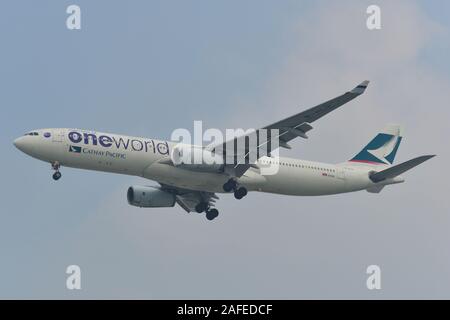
top-left (350, 131), bottom-right (402, 165)
top-left (367, 135), bottom-right (399, 164)
top-left (69, 145), bottom-right (82, 153)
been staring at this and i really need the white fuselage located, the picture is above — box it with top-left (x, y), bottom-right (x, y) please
top-left (13, 128), bottom-right (403, 196)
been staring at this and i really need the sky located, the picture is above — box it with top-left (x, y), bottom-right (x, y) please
top-left (1, 0), bottom-right (450, 299)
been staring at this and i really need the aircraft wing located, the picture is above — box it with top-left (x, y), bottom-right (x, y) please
top-left (159, 184), bottom-right (218, 213)
top-left (210, 80), bottom-right (370, 177)
top-left (263, 80), bottom-right (370, 144)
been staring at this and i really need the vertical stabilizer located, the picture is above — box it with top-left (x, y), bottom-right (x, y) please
top-left (349, 124), bottom-right (403, 165)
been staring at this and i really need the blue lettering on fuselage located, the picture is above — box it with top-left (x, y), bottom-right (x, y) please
top-left (68, 131), bottom-right (169, 155)
top-left (82, 148), bottom-right (126, 159)
top-left (99, 135), bottom-right (113, 147)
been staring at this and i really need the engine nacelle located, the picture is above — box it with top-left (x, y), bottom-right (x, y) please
top-left (170, 144), bottom-right (223, 172)
top-left (127, 186), bottom-right (176, 208)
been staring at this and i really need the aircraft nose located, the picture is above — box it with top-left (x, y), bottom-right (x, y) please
top-left (14, 135), bottom-right (39, 157)
top-left (13, 136), bottom-right (35, 155)
top-left (13, 137), bottom-right (25, 150)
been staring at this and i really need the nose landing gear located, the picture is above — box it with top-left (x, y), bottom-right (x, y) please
top-left (52, 171), bottom-right (62, 181)
top-left (51, 161), bottom-right (62, 181)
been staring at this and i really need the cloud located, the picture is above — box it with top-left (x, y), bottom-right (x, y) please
top-left (229, 0), bottom-right (448, 162)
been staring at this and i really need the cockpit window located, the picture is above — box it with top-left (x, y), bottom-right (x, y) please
top-left (24, 132), bottom-right (39, 136)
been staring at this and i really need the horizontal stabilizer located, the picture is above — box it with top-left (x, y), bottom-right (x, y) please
top-left (369, 155), bottom-right (435, 183)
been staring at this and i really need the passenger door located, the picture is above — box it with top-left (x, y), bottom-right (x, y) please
top-left (336, 167), bottom-right (346, 180)
top-left (52, 129), bottom-right (65, 143)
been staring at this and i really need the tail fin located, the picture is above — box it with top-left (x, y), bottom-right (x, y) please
top-left (349, 124), bottom-right (403, 165)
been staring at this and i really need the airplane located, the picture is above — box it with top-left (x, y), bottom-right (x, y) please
top-left (13, 81), bottom-right (434, 220)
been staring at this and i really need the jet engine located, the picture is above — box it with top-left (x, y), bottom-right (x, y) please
top-left (127, 186), bottom-right (176, 208)
top-left (170, 144), bottom-right (224, 172)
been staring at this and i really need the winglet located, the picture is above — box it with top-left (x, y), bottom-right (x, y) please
top-left (350, 80), bottom-right (370, 94)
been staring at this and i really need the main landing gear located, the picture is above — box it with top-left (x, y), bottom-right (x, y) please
top-left (205, 208), bottom-right (219, 221)
top-left (51, 161), bottom-right (62, 181)
top-left (222, 178), bottom-right (248, 200)
top-left (195, 202), bottom-right (219, 221)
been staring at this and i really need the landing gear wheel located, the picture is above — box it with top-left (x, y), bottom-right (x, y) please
top-left (223, 179), bottom-right (237, 192)
top-left (51, 161), bottom-right (61, 181)
top-left (52, 171), bottom-right (62, 181)
top-left (223, 182), bottom-right (233, 192)
top-left (234, 187), bottom-right (247, 200)
top-left (195, 202), bottom-right (208, 213)
top-left (206, 208), bottom-right (219, 221)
